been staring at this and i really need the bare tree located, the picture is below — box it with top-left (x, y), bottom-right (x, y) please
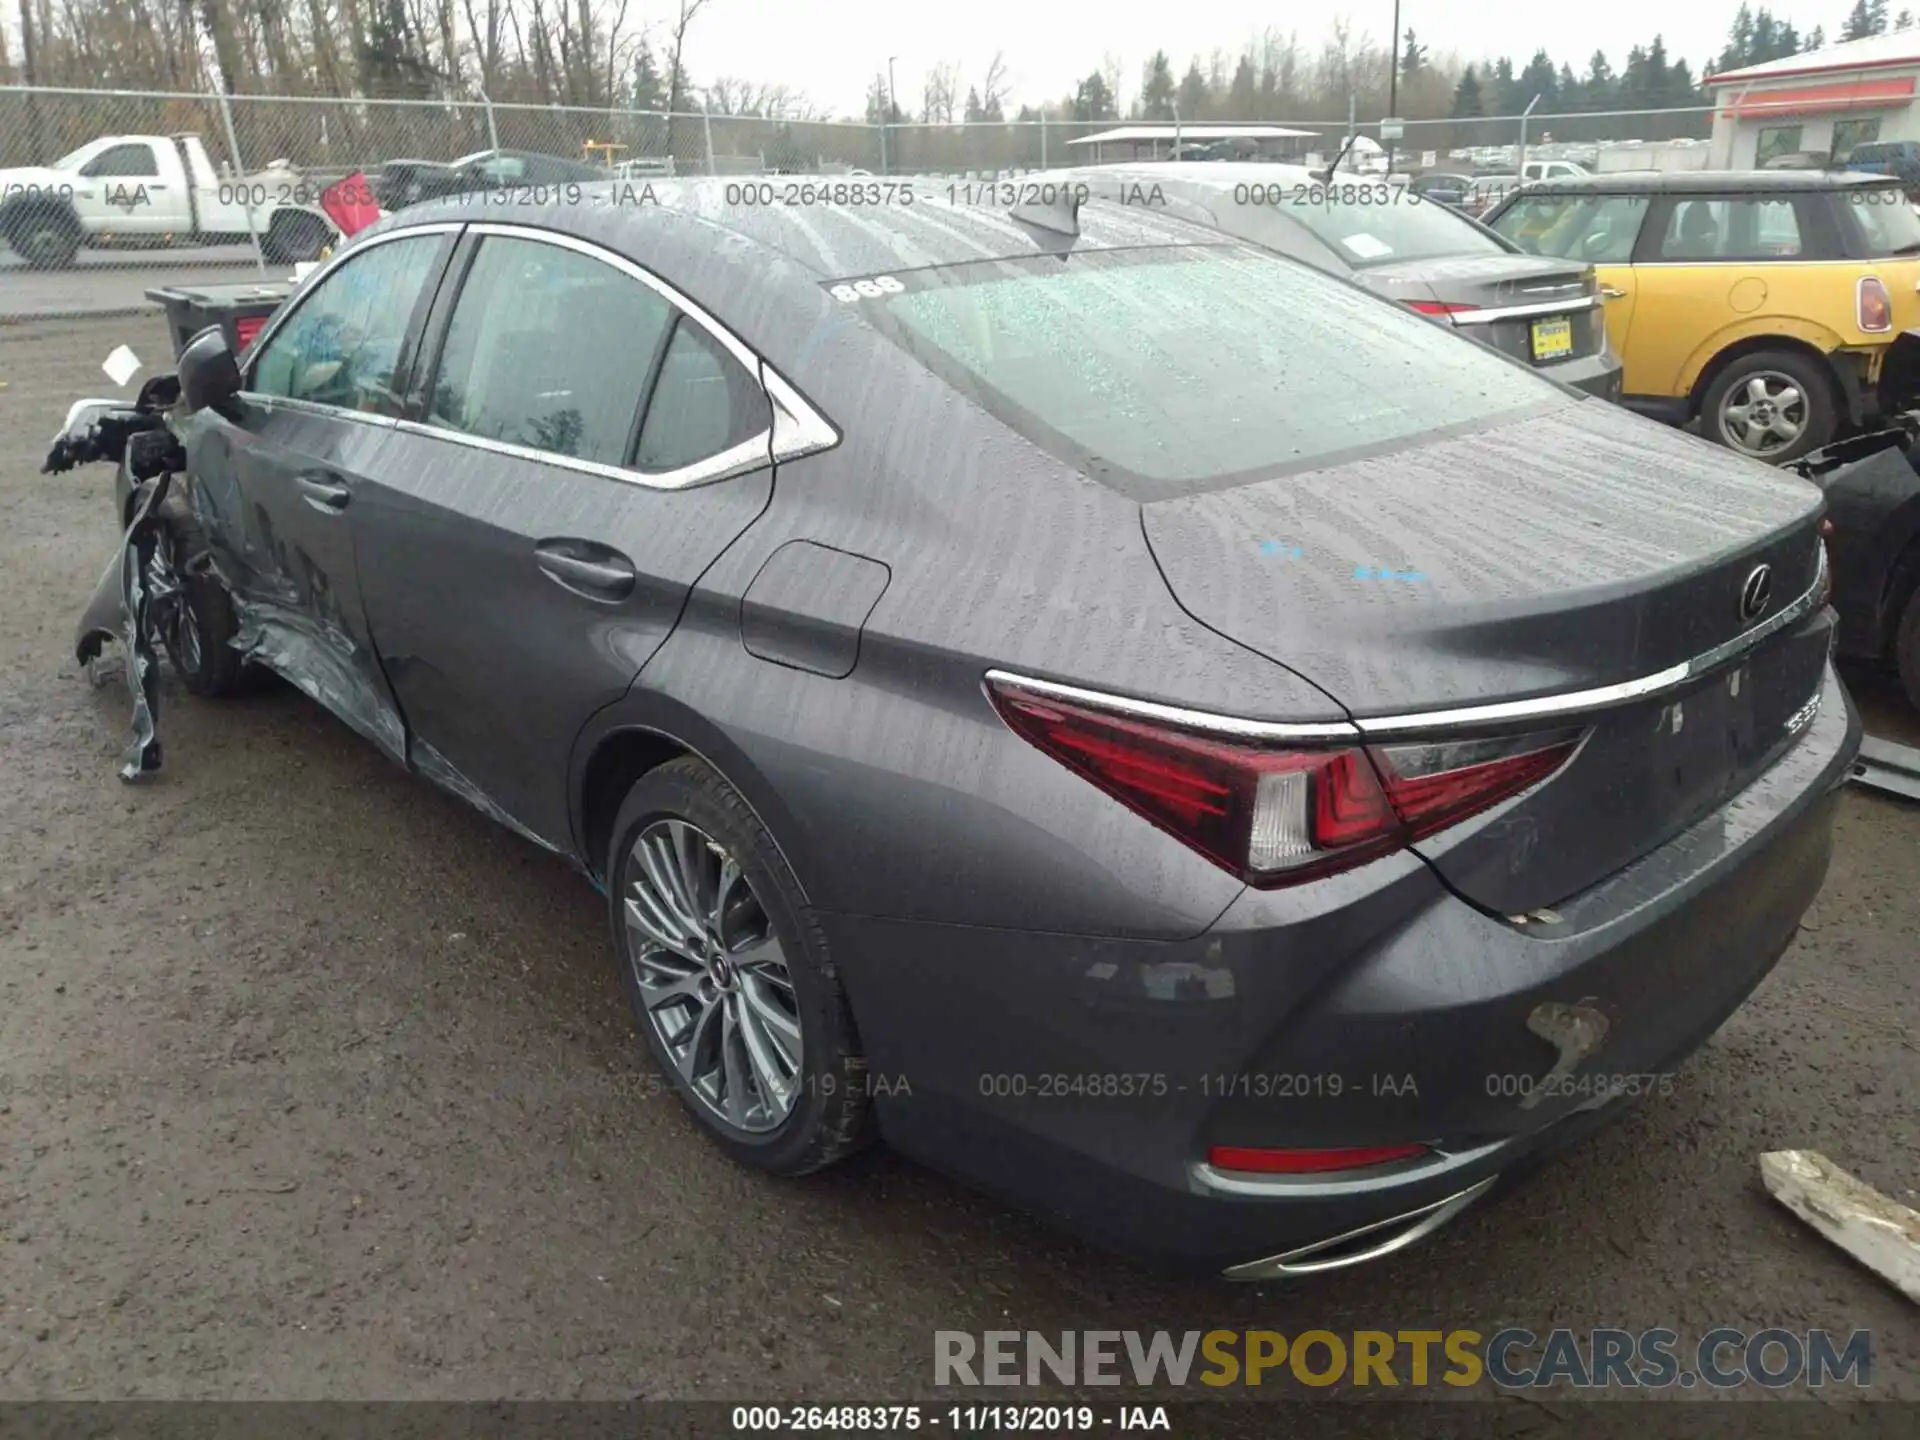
top-left (979, 48), bottom-right (1007, 118)
top-left (920, 59), bottom-right (958, 124)
top-left (664, 0), bottom-right (708, 114)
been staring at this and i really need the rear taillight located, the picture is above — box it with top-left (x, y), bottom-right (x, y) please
top-left (1405, 300), bottom-right (1474, 320)
top-left (1209, 1143), bottom-right (1429, 1175)
top-left (234, 314), bottom-right (267, 351)
top-left (986, 678), bottom-right (1582, 888)
top-left (1858, 276), bottom-right (1893, 333)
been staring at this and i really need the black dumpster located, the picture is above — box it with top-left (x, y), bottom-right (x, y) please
top-left (145, 279), bottom-right (297, 363)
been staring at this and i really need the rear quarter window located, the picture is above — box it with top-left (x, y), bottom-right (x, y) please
top-left (841, 245), bottom-right (1562, 500)
top-left (1836, 186), bottom-right (1920, 255)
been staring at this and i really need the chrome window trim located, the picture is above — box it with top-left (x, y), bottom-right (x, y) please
top-left (763, 363), bottom-right (842, 463)
top-left (239, 218), bottom-right (841, 491)
top-left (250, 394), bottom-right (401, 430)
top-left (1448, 294), bottom-right (1604, 324)
top-left (986, 544), bottom-right (1827, 742)
top-left (389, 417), bottom-right (772, 489)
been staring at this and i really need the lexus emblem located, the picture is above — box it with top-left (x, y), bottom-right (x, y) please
top-left (1739, 564), bottom-right (1773, 623)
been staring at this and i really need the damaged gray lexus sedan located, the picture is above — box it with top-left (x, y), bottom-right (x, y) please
top-left (49, 182), bottom-right (1860, 1279)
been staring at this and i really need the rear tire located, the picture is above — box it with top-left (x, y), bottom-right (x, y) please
top-left (1896, 583), bottom-right (1920, 713)
top-left (262, 212), bottom-right (333, 265)
top-left (606, 757), bottom-right (874, 1175)
top-left (1701, 349), bottom-right (1836, 465)
top-left (9, 207), bottom-right (83, 269)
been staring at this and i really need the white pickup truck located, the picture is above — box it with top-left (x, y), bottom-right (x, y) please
top-left (0, 132), bottom-right (342, 270)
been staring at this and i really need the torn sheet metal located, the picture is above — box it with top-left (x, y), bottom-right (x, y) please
top-left (228, 599), bottom-right (409, 766)
top-left (50, 381), bottom-right (183, 781)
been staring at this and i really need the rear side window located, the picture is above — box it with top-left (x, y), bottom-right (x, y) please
top-left (1656, 198), bottom-right (1803, 261)
top-left (426, 235), bottom-right (673, 465)
top-left (635, 322), bottom-right (768, 471)
top-left (250, 233), bottom-right (442, 414)
top-left (1840, 187), bottom-right (1920, 255)
top-left (1218, 184), bottom-right (1512, 267)
top-left (1490, 193), bottom-right (1647, 264)
top-left (849, 245), bottom-right (1556, 497)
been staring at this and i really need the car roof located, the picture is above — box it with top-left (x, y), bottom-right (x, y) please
top-left (389, 176), bottom-right (1227, 282)
top-left (1508, 170), bottom-right (1897, 194)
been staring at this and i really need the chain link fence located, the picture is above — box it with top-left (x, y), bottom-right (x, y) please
top-left (0, 83), bottom-right (1735, 322)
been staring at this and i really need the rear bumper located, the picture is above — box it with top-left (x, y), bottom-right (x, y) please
top-left (826, 663), bottom-right (1859, 1275)
top-left (1551, 349), bottom-right (1624, 402)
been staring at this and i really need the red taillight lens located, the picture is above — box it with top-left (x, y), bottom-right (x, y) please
top-left (234, 314), bottom-right (267, 352)
top-left (1370, 734), bottom-right (1583, 841)
top-left (1858, 276), bottom-right (1893, 333)
top-left (1209, 1143), bottom-right (1429, 1175)
top-left (1405, 300), bottom-right (1473, 319)
top-left (986, 679), bottom-right (1582, 888)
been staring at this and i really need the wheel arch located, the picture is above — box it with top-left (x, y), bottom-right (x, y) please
top-left (570, 694), bottom-right (816, 907)
top-left (1686, 333), bottom-right (1846, 432)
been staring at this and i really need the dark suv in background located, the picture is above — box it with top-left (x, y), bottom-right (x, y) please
top-left (373, 148), bottom-right (611, 211)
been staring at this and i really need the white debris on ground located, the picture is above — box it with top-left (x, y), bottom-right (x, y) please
top-left (1760, 1149), bottom-right (1920, 1305)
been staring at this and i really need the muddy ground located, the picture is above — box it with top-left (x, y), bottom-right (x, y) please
top-left (1, 317), bottom-right (1915, 1420)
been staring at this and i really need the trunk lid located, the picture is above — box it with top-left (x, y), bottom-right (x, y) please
top-left (1142, 397), bottom-right (1829, 912)
top-left (1359, 253), bottom-right (1605, 371)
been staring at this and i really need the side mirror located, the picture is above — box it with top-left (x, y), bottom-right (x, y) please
top-left (178, 324), bottom-right (243, 418)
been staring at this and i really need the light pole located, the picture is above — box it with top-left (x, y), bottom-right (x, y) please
top-left (1387, 0), bottom-right (1402, 174)
top-left (888, 56), bottom-right (899, 175)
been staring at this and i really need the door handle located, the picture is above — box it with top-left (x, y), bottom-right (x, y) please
top-left (296, 470), bottom-right (351, 512)
top-left (534, 540), bottom-right (637, 601)
top-left (1600, 286), bottom-right (1628, 300)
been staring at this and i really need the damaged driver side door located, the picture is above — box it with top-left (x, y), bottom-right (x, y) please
top-left (177, 225), bottom-right (459, 762)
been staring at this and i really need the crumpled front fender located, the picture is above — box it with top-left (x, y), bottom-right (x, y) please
top-left (74, 546), bottom-right (126, 667)
top-left (73, 469), bottom-right (176, 780)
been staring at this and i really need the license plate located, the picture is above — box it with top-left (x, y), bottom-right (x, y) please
top-left (1531, 315), bottom-right (1574, 362)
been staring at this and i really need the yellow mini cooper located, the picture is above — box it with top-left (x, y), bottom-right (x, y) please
top-left (1484, 170), bottom-right (1920, 463)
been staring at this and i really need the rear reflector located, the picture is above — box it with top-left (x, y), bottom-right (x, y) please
top-left (1858, 276), bottom-right (1893, 333)
top-left (986, 678), bottom-right (1582, 888)
top-left (1209, 1143), bottom-right (1429, 1175)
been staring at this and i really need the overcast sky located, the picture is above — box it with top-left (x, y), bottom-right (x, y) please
top-left (676, 1), bottom-right (1844, 117)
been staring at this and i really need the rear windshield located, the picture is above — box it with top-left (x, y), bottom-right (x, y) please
top-left (1842, 187), bottom-right (1920, 255)
top-left (836, 245), bottom-right (1560, 498)
top-left (1215, 182), bottom-right (1514, 267)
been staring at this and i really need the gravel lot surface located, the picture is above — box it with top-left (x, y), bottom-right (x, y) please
top-left (1, 318), bottom-right (1915, 1426)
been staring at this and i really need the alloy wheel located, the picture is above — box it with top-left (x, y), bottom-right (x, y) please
top-left (622, 818), bottom-right (804, 1134)
top-left (144, 530), bottom-right (202, 676)
top-left (1719, 372), bottom-right (1808, 458)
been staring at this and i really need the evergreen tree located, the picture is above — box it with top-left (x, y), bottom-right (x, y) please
top-left (1400, 29), bottom-right (1427, 80)
top-left (1139, 50), bottom-right (1176, 121)
top-left (1070, 71), bottom-right (1116, 122)
top-left (1584, 50), bottom-right (1616, 110)
top-left (1519, 48), bottom-right (1558, 109)
top-left (1723, 3), bottom-right (1756, 69)
top-left (1227, 54), bottom-right (1256, 117)
top-left (1842, 1), bottom-right (1882, 41)
top-left (629, 39), bottom-right (665, 111)
top-left (1491, 56), bottom-right (1523, 114)
top-left (1177, 61), bottom-right (1208, 120)
top-left (1452, 65), bottom-right (1484, 117)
